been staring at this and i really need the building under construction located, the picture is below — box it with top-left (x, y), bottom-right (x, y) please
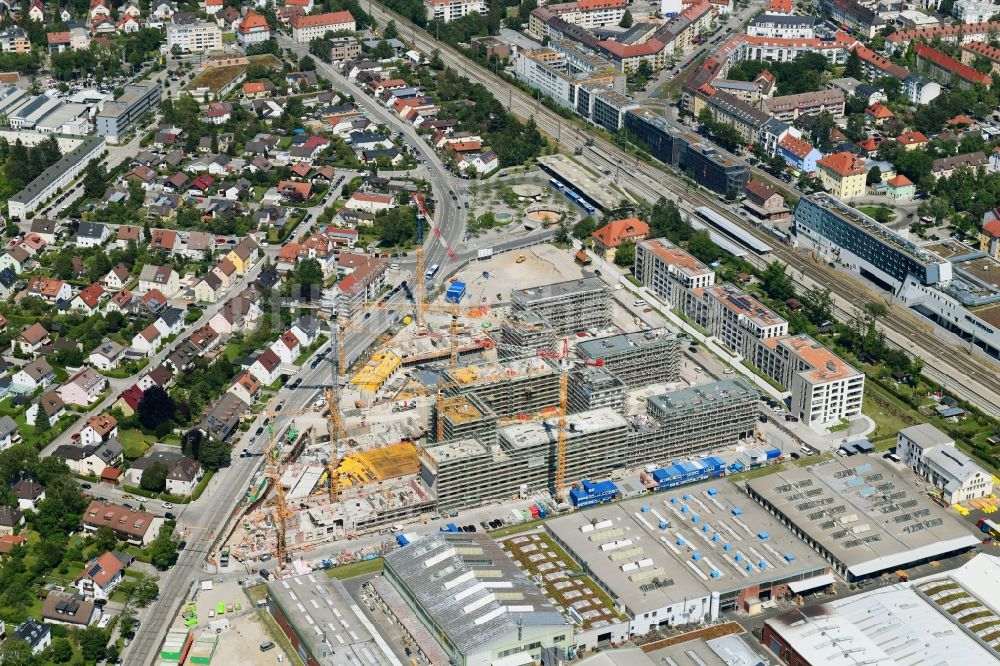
top-left (441, 357), bottom-right (561, 419)
top-left (632, 378), bottom-right (760, 461)
top-left (576, 328), bottom-right (683, 387)
top-left (420, 408), bottom-right (630, 512)
top-left (420, 378), bottom-right (762, 512)
top-left (567, 364), bottom-right (626, 414)
top-left (510, 277), bottom-right (612, 335)
top-left (430, 394), bottom-right (498, 444)
top-left (498, 309), bottom-right (556, 360)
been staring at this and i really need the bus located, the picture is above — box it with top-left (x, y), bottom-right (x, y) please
top-left (425, 264), bottom-right (439, 280)
top-left (549, 178), bottom-right (563, 192)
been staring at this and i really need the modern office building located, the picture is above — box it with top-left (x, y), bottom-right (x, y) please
top-left (546, 484), bottom-right (829, 636)
top-left (634, 238), bottom-right (716, 309)
top-left (745, 457), bottom-right (981, 581)
top-left (576, 328), bottom-right (682, 388)
top-left (511, 277), bottom-right (612, 335)
top-left (166, 21), bottom-right (222, 53)
top-left (381, 533), bottom-right (573, 666)
top-left (749, 334), bottom-right (864, 429)
top-left (795, 193), bottom-right (953, 290)
top-left (8, 135), bottom-right (105, 218)
top-left (513, 44), bottom-right (621, 116)
top-left (624, 108), bottom-right (750, 196)
top-left (763, 554), bottom-right (1000, 666)
top-left (896, 423), bottom-right (993, 504)
top-left (95, 84), bottom-right (161, 144)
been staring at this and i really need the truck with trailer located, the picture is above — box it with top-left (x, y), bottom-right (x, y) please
top-left (978, 518), bottom-right (1000, 540)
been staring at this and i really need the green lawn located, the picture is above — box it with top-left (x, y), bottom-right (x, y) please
top-left (118, 429), bottom-right (155, 460)
top-left (325, 558), bottom-right (384, 579)
top-left (863, 390), bottom-right (919, 441)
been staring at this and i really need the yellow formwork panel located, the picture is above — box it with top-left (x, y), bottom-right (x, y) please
top-left (336, 441), bottom-right (420, 487)
top-left (349, 351), bottom-right (402, 392)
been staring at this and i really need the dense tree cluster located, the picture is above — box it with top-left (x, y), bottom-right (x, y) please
top-left (725, 52), bottom-right (831, 96)
top-left (0, 137), bottom-right (61, 203)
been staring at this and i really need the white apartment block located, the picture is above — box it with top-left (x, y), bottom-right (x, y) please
top-left (750, 334), bottom-right (864, 429)
top-left (897, 424), bottom-right (993, 504)
top-left (745, 14), bottom-right (817, 39)
top-left (954, 0), bottom-right (997, 24)
top-left (634, 238), bottom-right (715, 310)
top-left (688, 283), bottom-right (789, 358)
top-left (290, 11), bottom-right (356, 44)
top-left (423, 0), bottom-right (487, 23)
top-left (166, 21), bottom-right (222, 53)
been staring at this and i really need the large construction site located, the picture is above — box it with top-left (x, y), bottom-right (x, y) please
top-left (227, 247), bottom-right (768, 566)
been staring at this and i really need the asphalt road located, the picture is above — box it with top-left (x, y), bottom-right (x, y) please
top-left (278, 35), bottom-right (465, 278)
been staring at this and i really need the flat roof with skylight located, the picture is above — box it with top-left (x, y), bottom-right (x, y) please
top-left (745, 457), bottom-right (981, 580)
top-left (545, 481), bottom-right (826, 618)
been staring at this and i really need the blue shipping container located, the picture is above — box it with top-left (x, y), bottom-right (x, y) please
top-left (765, 448), bottom-right (781, 460)
top-left (569, 479), bottom-right (619, 508)
top-left (446, 281), bottom-right (466, 303)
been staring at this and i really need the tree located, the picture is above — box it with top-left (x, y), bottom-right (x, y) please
top-left (131, 574), bottom-right (160, 607)
top-left (844, 49), bottom-right (863, 79)
top-left (291, 257), bottom-right (324, 299)
top-left (149, 524), bottom-right (179, 570)
top-left (140, 462), bottom-right (169, 493)
top-left (372, 40), bottom-right (393, 59)
top-left (82, 160), bottom-right (107, 199)
top-left (92, 525), bottom-right (118, 553)
top-left (867, 165), bottom-right (882, 185)
top-left (801, 286), bottom-right (833, 325)
top-left (79, 626), bottom-right (110, 662)
top-left (554, 221), bottom-right (571, 244)
top-left (198, 439), bottom-right (231, 471)
top-left (33, 403), bottom-right (50, 433)
top-left (384, 19), bottom-right (398, 39)
top-left (573, 216), bottom-right (596, 239)
top-left (51, 637), bottom-right (73, 663)
top-left (52, 250), bottom-right (74, 280)
top-left (614, 240), bottom-right (636, 267)
top-left (0, 639), bottom-right (35, 666)
top-left (619, 9), bottom-right (633, 28)
top-left (761, 261), bottom-right (795, 302)
top-left (299, 55), bottom-right (316, 71)
top-left (687, 231), bottom-right (722, 264)
top-left (137, 386), bottom-right (177, 432)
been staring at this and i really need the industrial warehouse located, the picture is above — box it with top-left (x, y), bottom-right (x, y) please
top-left (763, 554), bottom-right (1000, 664)
top-left (546, 482), bottom-right (829, 635)
top-left (745, 457), bottom-right (981, 581)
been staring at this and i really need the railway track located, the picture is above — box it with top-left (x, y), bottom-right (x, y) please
top-left (370, 2), bottom-right (1000, 417)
